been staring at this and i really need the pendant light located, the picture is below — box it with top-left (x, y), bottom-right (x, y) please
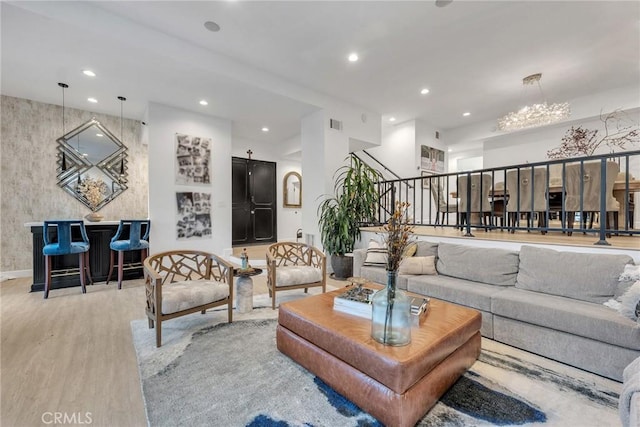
top-left (58, 82), bottom-right (69, 171)
top-left (117, 96), bottom-right (126, 176)
top-left (76, 133), bottom-right (82, 185)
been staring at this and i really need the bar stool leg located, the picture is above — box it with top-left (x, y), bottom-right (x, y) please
top-left (79, 253), bottom-right (87, 294)
top-left (117, 251), bottom-right (124, 289)
top-left (107, 250), bottom-right (115, 285)
top-left (85, 252), bottom-right (93, 285)
top-left (44, 255), bottom-right (51, 299)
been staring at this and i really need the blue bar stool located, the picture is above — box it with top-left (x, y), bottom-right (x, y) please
top-left (42, 220), bottom-right (92, 299)
top-left (107, 219), bottom-right (150, 289)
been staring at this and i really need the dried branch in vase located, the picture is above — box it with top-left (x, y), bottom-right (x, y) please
top-left (382, 202), bottom-right (415, 272)
top-left (547, 109), bottom-right (639, 159)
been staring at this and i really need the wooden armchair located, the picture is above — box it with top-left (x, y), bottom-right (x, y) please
top-left (266, 242), bottom-right (326, 309)
top-left (143, 250), bottom-right (233, 347)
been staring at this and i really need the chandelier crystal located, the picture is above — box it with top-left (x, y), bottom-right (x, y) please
top-left (497, 73), bottom-right (570, 132)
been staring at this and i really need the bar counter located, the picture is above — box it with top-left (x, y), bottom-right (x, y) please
top-left (25, 220), bottom-right (145, 293)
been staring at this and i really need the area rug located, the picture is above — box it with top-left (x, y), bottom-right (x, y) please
top-left (131, 295), bottom-right (620, 427)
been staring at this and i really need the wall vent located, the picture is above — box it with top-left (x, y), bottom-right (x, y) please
top-left (435, 130), bottom-right (440, 139)
top-left (329, 118), bottom-right (342, 131)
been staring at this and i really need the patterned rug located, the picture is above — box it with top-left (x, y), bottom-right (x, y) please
top-left (131, 294), bottom-right (620, 427)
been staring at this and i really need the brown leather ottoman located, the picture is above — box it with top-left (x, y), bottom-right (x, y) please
top-left (277, 286), bottom-right (481, 427)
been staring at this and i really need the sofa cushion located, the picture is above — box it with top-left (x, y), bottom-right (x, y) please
top-left (162, 280), bottom-right (229, 314)
top-left (360, 266), bottom-right (410, 290)
top-left (407, 275), bottom-right (504, 312)
top-left (436, 243), bottom-right (519, 286)
top-left (415, 241), bottom-right (439, 257)
top-left (492, 287), bottom-right (640, 350)
top-left (275, 265), bottom-right (322, 287)
top-left (516, 245), bottom-right (634, 303)
top-left (398, 256), bottom-right (437, 275)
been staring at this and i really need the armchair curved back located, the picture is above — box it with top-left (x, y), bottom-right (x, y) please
top-left (267, 242), bottom-right (325, 269)
top-left (144, 250), bottom-right (232, 286)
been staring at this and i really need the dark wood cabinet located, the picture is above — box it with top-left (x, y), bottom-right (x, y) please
top-left (29, 222), bottom-right (144, 292)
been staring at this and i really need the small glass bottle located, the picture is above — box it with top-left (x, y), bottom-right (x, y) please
top-left (241, 248), bottom-right (249, 270)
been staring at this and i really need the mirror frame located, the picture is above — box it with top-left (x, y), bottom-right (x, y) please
top-left (56, 118), bottom-right (128, 211)
top-left (283, 171), bottom-right (302, 208)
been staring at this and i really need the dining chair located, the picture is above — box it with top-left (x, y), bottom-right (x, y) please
top-left (505, 168), bottom-right (548, 234)
top-left (107, 219), bottom-right (150, 289)
top-left (565, 161), bottom-right (619, 236)
top-left (42, 220), bottom-right (92, 299)
top-left (429, 181), bottom-right (457, 226)
top-left (457, 173), bottom-right (492, 231)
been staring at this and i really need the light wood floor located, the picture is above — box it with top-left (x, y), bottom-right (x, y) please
top-left (0, 273), bottom-right (344, 427)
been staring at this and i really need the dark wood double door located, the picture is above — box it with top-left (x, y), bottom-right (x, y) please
top-left (232, 157), bottom-right (277, 246)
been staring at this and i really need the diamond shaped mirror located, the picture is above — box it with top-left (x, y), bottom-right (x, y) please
top-left (56, 118), bottom-right (128, 211)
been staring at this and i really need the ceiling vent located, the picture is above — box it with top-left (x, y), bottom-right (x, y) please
top-left (329, 119), bottom-right (342, 131)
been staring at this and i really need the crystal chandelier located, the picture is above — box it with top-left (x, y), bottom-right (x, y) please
top-left (497, 73), bottom-right (570, 132)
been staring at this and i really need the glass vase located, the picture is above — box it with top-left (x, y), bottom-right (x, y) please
top-left (371, 270), bottom-right (412, 346)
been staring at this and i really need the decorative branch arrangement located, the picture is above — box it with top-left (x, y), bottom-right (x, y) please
top-left (547, 109), bottom-right (639, 159)
top-left (77, 177), bottom-right (109, 212)
top-left (382, 201), bottom-right (415, 272)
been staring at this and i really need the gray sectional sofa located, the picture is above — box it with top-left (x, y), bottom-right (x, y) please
top-left (353, 241), bottom-right (640, 382)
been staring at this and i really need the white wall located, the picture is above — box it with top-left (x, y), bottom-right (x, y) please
top-left (147, 102), bottom-right (232, 255)
top-left (369, 120), bottom-right (416, 179)
top-left (301, 110), bottom-right (328, 248)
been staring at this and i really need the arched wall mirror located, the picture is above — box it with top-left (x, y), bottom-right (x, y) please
top-left (283, 171), bottom-right (302, 208)
top-left (56, 118), bottom-right (128, 211)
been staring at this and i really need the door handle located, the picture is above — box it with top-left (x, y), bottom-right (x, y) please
top-left (251, 210), bottom-right (255, 215)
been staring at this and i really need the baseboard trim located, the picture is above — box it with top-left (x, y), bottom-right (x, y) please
top-left (1, 269), bottom-right (31, 282)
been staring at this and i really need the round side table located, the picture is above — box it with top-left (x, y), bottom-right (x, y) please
top-left (233, 268), bottom-right (263, 314)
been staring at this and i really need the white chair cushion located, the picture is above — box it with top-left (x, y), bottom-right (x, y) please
top-left (275, 265), bottom-right (322, 287)
top-left (161, 280), bottom-right (229, 314)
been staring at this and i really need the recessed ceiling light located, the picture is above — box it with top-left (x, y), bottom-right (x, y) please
top-left (463, 112), bottom-right (471, 117)
top-left (204, 21), bottom-right (221, 32)
top-left (82, 70), bottom-right (96, 77)
top-left (261, 127), bottom-right (269, 132)
top-left (420, 88), bottom-right (430, 95)
top-left (199, 100), bottom-right (208, 106)
top-left (447, 148), bottom-right (453, 152)
top-left (348, 53), bottom-right (359, 62)
top-left (87, 97), bottom-right (98, 103)
top-left (96, 133), bottom-right (103, 137)
top-left (389, 117), bottom-right (396, 122)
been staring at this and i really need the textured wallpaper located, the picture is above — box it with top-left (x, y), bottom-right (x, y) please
top-left (1, 95), bottom-right (148, 272)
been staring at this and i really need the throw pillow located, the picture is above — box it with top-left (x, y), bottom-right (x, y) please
top-left (617, 264), bottom-right (640, 301)
top-left (618, 280), bottom-right (640, 321)
top-left (403, 242), bottom-right (418, 258)
top-left (619, 264), bottom-right (640, 282)
top-left (398, 256), bottom-right (437, 275)
top-left (362, 240), bottom-right (387, 267)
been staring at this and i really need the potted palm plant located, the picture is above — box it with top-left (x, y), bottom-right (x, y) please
top-left (317, 155), bottom-right (381, 279)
